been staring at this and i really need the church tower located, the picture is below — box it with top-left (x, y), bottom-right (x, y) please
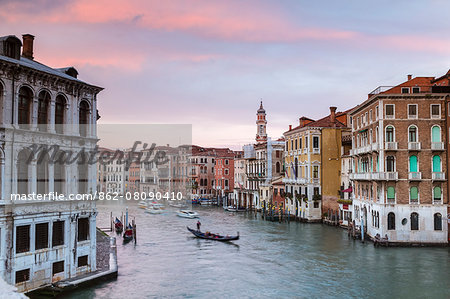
top-left (256, 101), bottom-right (267, 143)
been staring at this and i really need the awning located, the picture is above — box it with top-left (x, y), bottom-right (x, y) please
top-left (342, 187), bottom-right (353, 193)
top-left (358, 129), bottom-right (368, 133)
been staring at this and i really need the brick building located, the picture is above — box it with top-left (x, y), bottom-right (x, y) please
top-left (350, 73), bottom-right (449, 244)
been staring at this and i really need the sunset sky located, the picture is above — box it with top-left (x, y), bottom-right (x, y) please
top-left (2, 0), bottom-right (450, 149)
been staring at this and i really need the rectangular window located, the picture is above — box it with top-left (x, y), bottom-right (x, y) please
top-left (15, 269), bottom-right (30, 284)
top-left (299, 138), bottom-right (302, 149)
top-left (16, 225), bottom-right (30, 254)
top-left (295, 139), bottom-right (298, 150)
top-left (305, 137), bottom-right (308, 148)
top-left (52, 261), bottom-right (64, 275)
top-left (78, 255), bottom-right (88, 267)
top-left (385, 105), bottom-right (394, 118)
top-left (431, 104), bottom-right (440, 118)
top-left (52, 220), bottom-right (65, 247)
top-left (369, 110), bottom-right (372, 123)
top-left (313, 166), bottom-right (319, 178)
top-left (313, 136), bottom-right (319, 149)
top-left (401, 87), bottom-right (410, 94)
top-left (77, 218), bottom-right (89, 242)
top-left (376, 106), bottom-right (379, 119)
top-left (412, 87), bottom-right (420, 93)
top-left (225, 160), bottom-right (229, 165)
top-left (35, 222), bottom-right (49, 250)
top-left (408, 104), bottom-right (417, 118)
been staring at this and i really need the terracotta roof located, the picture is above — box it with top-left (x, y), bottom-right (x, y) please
top-left (305, 114), bottom-right (346, 128)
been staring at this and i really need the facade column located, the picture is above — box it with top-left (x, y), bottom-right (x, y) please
top-left (48, 163), bottom-right (54, 194)
top-left (48, 96), bottom-right (56, 133)
top-left (29, 159), bottom-right (37, 195)
top-left (31, 95), bottom-right (38, 131)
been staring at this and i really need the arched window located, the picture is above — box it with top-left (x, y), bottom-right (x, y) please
top-left (408, 126), bottom-right (417, 142)
top-left (37, 91), bottom-right (50, 132)
top-left (79, 100), bottom-right (90, 137)
top-left (387, 212), bottom-right (395, 230)
top-left (204, 179), bottom-right (207, 186)
top-left (55, 95), bottom-right (66, 134)
top-left (17, 149), bottom-right (31, 195)
top-left (386, 156), bottom-right (395, 172)
top-left (18, 87), bottom-right (33, 129)
top-left (385, 126), bottom-right (394, 142)
top-left (410, 212), bottom-right (419, 230)
top-left (432, 155), bottom-right (441, 172)
top-left (276, 162), bottom-right (280, 173)
top-left (410, 186), bottom-right (418, 203)
top-left (433, 186), bottom-right (441, 202)
top-left (37, 152), bottom-right (49, 195)
top-left (434, 213), bottom-right (442, 231)
top-left (431, 126), bottom-right (441, 143)
top-left (409, 155), bottom-right (418, 172)
top-left (387, 186), bottom-right (395, 202)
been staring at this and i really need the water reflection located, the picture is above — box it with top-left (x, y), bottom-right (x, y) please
top-left (64, 200), bottom-right (450, 299)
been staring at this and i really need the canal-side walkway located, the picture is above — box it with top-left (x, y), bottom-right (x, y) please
top-left (27, 229), bottom-right (118, 298)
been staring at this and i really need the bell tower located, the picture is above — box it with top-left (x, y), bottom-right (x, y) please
top-left (256, 101), bottom-right (267, 143)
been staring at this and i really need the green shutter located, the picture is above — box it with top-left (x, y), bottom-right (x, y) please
top-left (433, 155), bottom-right (441, 172)
top-left (387, 187), bottom-right (395, 199)
top-left (432, 126), bottom-right (441, 142)
top-left (410, 187), bottom-right (418, 200)
top-left (409, 155), bottom-right (418, 172)
top-left (434, 187), bottom-right (441, 199)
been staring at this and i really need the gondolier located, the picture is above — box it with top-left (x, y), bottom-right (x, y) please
top-left (197, 220), bottom-right (201, 231)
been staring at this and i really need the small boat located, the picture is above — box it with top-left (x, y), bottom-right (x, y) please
top-left (177, 210), bottom-right (199, 219)
top-left (114, 217), bottom-right (123, 232)
top-left (187, 227), bottom-right (239, 241)
top-left (225, 206), bottom-right (237, 212)
top-left (123, 225), bottom-right (134, 243)
top-left (138, 201), bottom-right (147, 209)
top-left (148, 201), bottom-right (165, 209)
top-left (145, 206), bottom-right (164, 214)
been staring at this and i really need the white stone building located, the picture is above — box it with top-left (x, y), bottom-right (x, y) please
top-left (0, 34), bottom-right (102, 291)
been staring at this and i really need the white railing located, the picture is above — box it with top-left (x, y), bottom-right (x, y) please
top-left (431, 142), bottom-right (444, 150)
top-left (408, 142), bottom-right (421, 151)
top-left (386, 197), bottom-right (395, 204)
top-left (385, 142), bottom-right (398, 150)
top-left (312, 148), bottom-right (320, 154)
top-left (373, 172), bottom-right (398, 180)
top-left (432, 172), bottom-right (445, 180)
top-left (349, 173), bottom-right (371, 180)
top-left (371, 143), bottom-right (379, 151)
top-left (408, 172), bottom-right (422, 180)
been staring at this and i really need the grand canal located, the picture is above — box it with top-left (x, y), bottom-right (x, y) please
top-left (67, 200), bottom-right (450, 298)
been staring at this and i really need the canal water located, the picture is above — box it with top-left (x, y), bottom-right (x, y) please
top-left (67, 200), bottom-right (450, 299)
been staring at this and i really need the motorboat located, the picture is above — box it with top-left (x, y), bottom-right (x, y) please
top-left (177, 210), bottom-right (199, 219)
top-left (145, 206), bottom-right (164, 214)
top-left (169, 202), bottom-right (187, 208)
top-left (148, 201), bottom-right (165, 209)
top-left (225, 206), bottom-right (237, 212)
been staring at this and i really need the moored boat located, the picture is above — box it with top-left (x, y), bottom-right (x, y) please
top-left (225, 206), bottom-right (237, 212)
top-left (123, 225), bottom-right (134, 243)
top-left (114, 217), bottom-right (123, 232)
top-left (177, 210), bottom-right (199, 218)
top-left (187, 227), bottom-right (239, 241)
top-left (145, 206), bottom-right (164, 214)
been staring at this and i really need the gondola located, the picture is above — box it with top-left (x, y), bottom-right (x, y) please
top-left (187, 227), bottom-right (239, 242)
top-left (123, 225), bottom-right (134, 243)
top-left (114, 217), bottom-right (123, 233)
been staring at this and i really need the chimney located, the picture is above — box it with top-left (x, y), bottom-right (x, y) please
top-left (289, 125), bottom-right (292, 130)
top-left (22, 34), bottom-right (34, 60)
top-left (299, 118), bottom-right (304, 128)
top-left (330, 106), bottom-right (337, 123)
top-left (407, 74), bottom-right (412, 81)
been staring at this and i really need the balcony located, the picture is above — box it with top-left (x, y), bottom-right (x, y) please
top-left (303, 149), bottom-right (308, 154)
top-left (386, 197), bottom-right (396, 204)
top-left (432, 172), bottom-right (445, 181)
top-left (312, 148), bottom-right (320, 154)
top-left (408, 142), bottom-right (421, 151)
top-left (408, 172), bottom-right (422, 180)
top-left (349, 173), bottom-right (371, 180)
top-left (431, 142), bottom-right (444, 151)
top-left (371, 143), bottom-right (379, 151)
top-left (385, 142), bottom-right (398, 150)
top-left (312, 178), bottom-right (320, 184)
top-left (373, 172), bottom-right (398, 181)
